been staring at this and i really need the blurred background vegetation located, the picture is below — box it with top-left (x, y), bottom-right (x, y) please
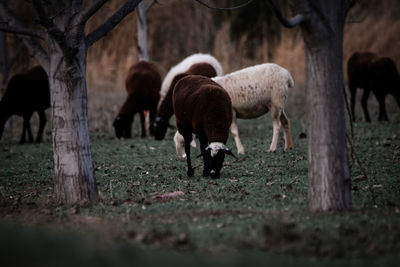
top-left (3, 0), bottom-right (399, 88)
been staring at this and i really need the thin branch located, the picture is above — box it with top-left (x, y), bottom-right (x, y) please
top-left (0, 2), bottom-right (49, 72)
top-left (194, 0), bottom-right (256, 10)
top-left (0, 2), bottom-right (46, 39)
top-left (267, 0), bottom-right (306, 28)
top-left (32, 0), bottom-right (64, 42)
top-left (86, 0), bottom-right (142, 48)
top-left (76, 0), bottom-right (109, 25)
top-left (0, 22), bottom-right (46, 39)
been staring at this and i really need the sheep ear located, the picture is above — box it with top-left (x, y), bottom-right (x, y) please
top-left (223, 147), bottom-right (238, 160)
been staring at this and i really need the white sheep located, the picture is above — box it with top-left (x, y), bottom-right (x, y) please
top-left (174, 63), bottom-right (294, 156)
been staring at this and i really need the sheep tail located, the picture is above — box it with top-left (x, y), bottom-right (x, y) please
top-left (287, 72), bottom-right (295, 89)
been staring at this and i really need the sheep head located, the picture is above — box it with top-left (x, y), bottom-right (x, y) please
top-left (153, 116), bottom-right (175, 140)
top-left (113, 114), bottom-right (133, 139)
top-left (198, 142), bottom-right (236, 179)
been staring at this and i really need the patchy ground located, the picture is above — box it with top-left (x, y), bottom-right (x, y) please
top-left (0, 90), bottom-right (400, 266)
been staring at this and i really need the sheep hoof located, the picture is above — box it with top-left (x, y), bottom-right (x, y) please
top-left (237, 149), bottom-right (245, 155)
top-left (284, 146), bottom-right (293, 152)
top-left (187, 169), bottom-right (194, 177)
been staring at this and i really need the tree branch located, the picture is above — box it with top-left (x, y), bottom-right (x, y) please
top-left (32, 0), bottom-right (64, 41)
top-left (0, 22), bottom-right (46, 39)
top-left (76, 0), bottom-right (109, 25)
top-left (86, 0), bottom-right (142, 48)
top-left (193, 0), bottom-right (256, 10)
top-left (267, 0), bottom-right (307, 28)
top-left (0, 2), bottom-right (49, 72)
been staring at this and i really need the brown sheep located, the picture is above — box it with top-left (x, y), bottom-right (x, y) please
top-left (173, 75), bottom-right (236, 178)
top-left (153, 62), bottom-right (218, 140)
top-left (0, 66), bottom-right (50, 144)
top-left (347, 51), bottom-right (400, 122)
top-left (113, 61), bottom-right (161, 138)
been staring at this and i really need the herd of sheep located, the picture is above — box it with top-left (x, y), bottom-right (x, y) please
top-left (0, 52), bottom-right (399, 178)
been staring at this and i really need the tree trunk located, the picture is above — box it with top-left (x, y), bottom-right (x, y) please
top-left (136, 1), bottom-right (149, 61)
top-left (49, 41), bottom-right (97, 204)
top-left (301, 1), bottom-right (351, 211)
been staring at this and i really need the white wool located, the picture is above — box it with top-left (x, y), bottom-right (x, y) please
top-left (212, 63), bottom-right (294, 154)
top-left (174, 131), bottom-right (197, 159)
top-left (207, 142), bottom-right (226, 157)
top-left (158, 53), bottom-right (223, 107)
top-left (212, 63), bottom-right (294, 119)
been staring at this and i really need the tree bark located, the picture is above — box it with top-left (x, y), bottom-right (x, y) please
top-left (301, 1), bottom-right (351, 211)
top-left (136, 0), bottom-right (149, 61)
top-left (49, 42), bottom-right (98, 203)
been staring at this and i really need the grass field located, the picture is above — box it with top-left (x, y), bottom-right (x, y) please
top-left (0, 88), bottom-right (400, 266)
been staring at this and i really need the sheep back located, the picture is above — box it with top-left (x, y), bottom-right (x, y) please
top-left (1, 66), bottom-right (49, 116)
top-left (212, 63), bottom-right (293, 119)
top-left (159, 53), bottom-right (223, 107)
top-left (118, 61), bottom-right (161, 115)
top-left (173, 75), bottom-right (232, 143)
top-left (347, 52), bottom-right (379, 89)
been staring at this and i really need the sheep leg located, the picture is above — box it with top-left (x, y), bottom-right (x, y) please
top-left (35, 109), bottom-right (47, 143)
top-left (349, 82), bottom-right (357, 122)
top-left (269, 108), bottom-right (282, 152)
top-left (20, 113), bottom-right (33, 144)
top-left (139, 111), bottom-right (146, 137)
top-left (230, 111), bottom-right (245, 154)
top-left (198, 134), bottom-right (210, 177)
top-left (148, 107), bottom-right (157, 136)
top-left (376, 95), bottom-right (389, 121)
top-left (280, 110), bottom-right (293, 151)
top-left (184, 134), bottom-right (194, 177)
top-left (174, 131), bottom-right (186, 159)
top-left (361, 89), bottom-right (371, 122)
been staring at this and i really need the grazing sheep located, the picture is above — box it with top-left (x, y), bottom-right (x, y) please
top-left (347, 51), bottom-right (400, 122)
top-left (176, 63), bottom-right (294, 156)
top-left (0, 66), bottom-right (50, 144)
top-left (153, 54), bottom-right (223, 140)
top-left (173, 75), bottom-right (236, 178)
top-left (213, 63), bottom-right (294, 154)
top-left (113, 61), bottom-right (161, 138)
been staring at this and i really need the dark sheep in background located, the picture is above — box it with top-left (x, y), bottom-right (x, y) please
top-left (173, 74), bottom-right (236, 178)
top-left (347, 51), bottom-right (400, 122)
top-left (113, 61), bottom-right (161, 138)
top-left (0, 66), bottom-right (50, 144)
top-left (153, 62), bottom-right (219, 140)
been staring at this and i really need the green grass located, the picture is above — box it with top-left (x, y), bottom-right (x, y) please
top-left (1, 92), bottom-right (400, 266)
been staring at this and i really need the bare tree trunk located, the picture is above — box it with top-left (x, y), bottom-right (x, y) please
top-left (49, 40), bottom-right (97, 203)
top-left (136, 1), bottom-right (149, 61)
top-left (301, 1), bottom-right (351, 211)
